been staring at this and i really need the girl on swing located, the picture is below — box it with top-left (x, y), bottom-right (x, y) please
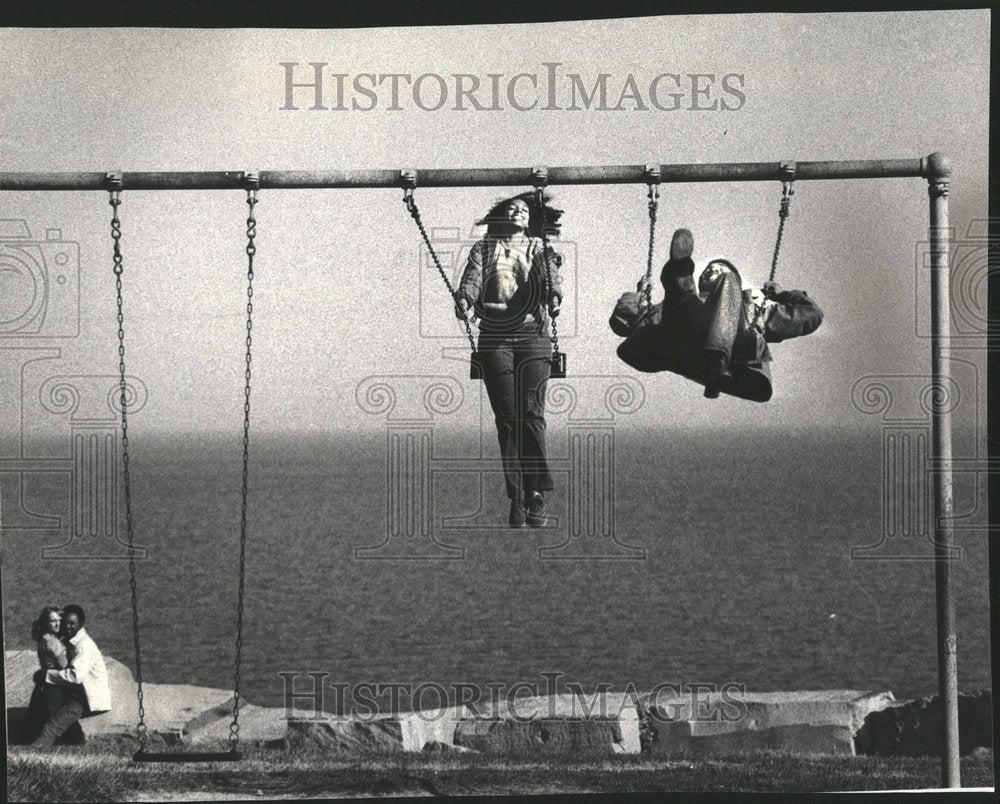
top-left (455, 192), bottom-right (564, 528)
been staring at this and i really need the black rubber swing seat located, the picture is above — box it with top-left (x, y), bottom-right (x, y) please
top-left (133, 750), bottom-right (242, 763)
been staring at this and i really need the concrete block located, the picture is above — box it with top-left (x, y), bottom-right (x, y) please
top-left (659, 719), bottom-right (855, 755)
top-left (454, 717), bottom-right (627, 753)
top-left (397, 705), bottom-right (468, 751)
top-left (643, 689), bottom-right (896, 756)
top-left (452, 693), bottom-right (640, 754)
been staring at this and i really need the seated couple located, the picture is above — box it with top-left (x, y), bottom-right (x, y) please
top-left (28, 604), bottom-right (111, 747)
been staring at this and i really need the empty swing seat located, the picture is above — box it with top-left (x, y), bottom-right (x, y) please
top-left (133, 749), bottom-right (242, 763)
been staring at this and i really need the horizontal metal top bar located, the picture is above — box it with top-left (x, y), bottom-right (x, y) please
top-left (0, 155), bottom-right (948, 191)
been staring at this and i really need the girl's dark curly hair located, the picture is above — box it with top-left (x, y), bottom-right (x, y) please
top-left (475, 191), bottom-right (563, 239)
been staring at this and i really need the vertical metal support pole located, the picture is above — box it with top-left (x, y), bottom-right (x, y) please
top-left (926, 152), bottom-right (960, 788)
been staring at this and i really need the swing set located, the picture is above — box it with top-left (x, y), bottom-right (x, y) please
top-left (0, 155), bottom-right (964, 787)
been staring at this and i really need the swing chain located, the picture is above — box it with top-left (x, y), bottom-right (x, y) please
top-left (400, 179), bottom-right (478, 355)
top-left (640, 165), bottom-right (660, 311)
top-left (229, 175), bottom-right (258, 753)
top-left (531, 171), bottom-right (560, 358)
top-left (768, 162), bottom-right (795, 286)
top-left (107, 176), bottom-right (149, 752)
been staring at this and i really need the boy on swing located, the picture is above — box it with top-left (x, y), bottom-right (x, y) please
top-left (613, 228), bottom-right (823, 401)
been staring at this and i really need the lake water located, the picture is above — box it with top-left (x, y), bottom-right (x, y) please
top-left (3, 427), bottom-right (991, 713)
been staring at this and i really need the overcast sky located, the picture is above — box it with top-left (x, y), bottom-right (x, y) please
top-left (0, 12), bottom-right (990, 436)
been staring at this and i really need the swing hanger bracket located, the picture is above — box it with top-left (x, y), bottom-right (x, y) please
top-left (399, 170), bottom-right (417, 205)
top-left (530, 166), bottom-right (548, 188)
top-left (777, 162), bottom-right (796, 218)
top-left (241, 172), bottom-right (259, 191)
top-left (644, 165), bottom-right (661, 202)
top-left (104, 172), bottom-right (123, 192)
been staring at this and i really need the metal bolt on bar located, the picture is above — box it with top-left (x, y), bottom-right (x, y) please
top-left (0, 153), bottom-right (961, 787)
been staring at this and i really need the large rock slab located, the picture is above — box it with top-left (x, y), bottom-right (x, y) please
top-left (281, 717), bottom-right (407, 752)
top-left (185, 700), bottom-right (320, 744)
top-left (6, 649), bottom-right (245, 744)
top-left (88, 682), bottom-right (235, 740)
top-left (454, 716), bottom-right (629, 754)
top-left (279, 706), bottom-right (469, 753)
top-left (6, 649), bottom-right (136, 717)
top-left (5, 650), bottom-right (45, 706)
top-left (641, 689), bottom-right (896, 756)
top-left (6, 706), bottom-right (85, 745)
top-left (854, 689), bottom-right (993, 757)
top-left (5, 649), bottom-right (140, 742)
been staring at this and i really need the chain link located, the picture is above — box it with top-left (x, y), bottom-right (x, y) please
top-left (639, 183), bottom-right (659, 310)
top-left (229, 186), bottom-right (256, 753)
top-left (111, 189), bottom-right (149, 752)
top-left (768, 180), bottom-right (794, 285)
top-left (402, 189), bottom-right (478, 356)
top-left (534, 187), bottom-right (560, 356)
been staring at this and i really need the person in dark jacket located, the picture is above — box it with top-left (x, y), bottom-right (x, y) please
top-left (455, 192), bottom-right (564, 527)
top-left (28, 606), bottom-right (68, 741)
top-left (613, 228), bottom-right (823, 401)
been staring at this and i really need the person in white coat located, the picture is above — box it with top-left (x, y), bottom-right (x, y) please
top-left (31, 604), bottom-right (111, 747)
